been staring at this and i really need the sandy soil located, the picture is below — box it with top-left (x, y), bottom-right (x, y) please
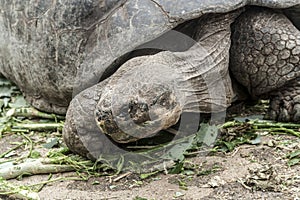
top-left (1, 132), bottom-right (300, 200)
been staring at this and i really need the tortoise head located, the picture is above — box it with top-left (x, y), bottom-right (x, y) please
top-left (94, 61), bottom-right (184, 143)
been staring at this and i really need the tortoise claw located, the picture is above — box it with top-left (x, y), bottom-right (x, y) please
top-left (267, 78), bottom-right (300, 122)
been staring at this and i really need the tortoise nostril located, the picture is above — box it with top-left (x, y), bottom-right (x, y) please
top-left (128, 100), bottom-right (151, 124)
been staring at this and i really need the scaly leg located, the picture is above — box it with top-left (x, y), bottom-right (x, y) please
top-left (230, 8), bottom-right (300, 122)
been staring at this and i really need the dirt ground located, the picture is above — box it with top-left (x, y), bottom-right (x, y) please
top-left (1, 132), bottom-right (300, 200)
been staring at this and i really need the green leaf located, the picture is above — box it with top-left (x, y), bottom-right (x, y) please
top-left (287, 150), bottom-right (300, 159)
top-left (140, 171), bottom-right (159, 179)
top-left (0, 77), bottom-right (13, 86)
top-left (162, 138), bottom-right (194, 161)
top-left (0, 116), bottom-right (12, 134)
top-left (222, 141), bottom-right (235, 152)
top-left (92, 181), bottom-right (100, 185)
top-left (9, 95), bottom-right (29, 108)
top-left (0, 86), bottom-right (14, 97)
top-left (287, 158), bottom-right (300, 167)
top-left (174, 191), bottom-right (184, 198)
top-left (169, 161), bottom-right (184, 174)
top-left (249, 135), bottom-right (261, 145)
top-left (0, 78), bottom-right (18, 99)
top-left (30, 151), bottom-right (41, 159)
top-left (193, 123), bottom-right (219, 147)
top-left (43, 138), bottom-right (59, 149)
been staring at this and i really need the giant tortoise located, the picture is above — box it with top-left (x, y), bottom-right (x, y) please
top-left (0, 1), bottom-right (300, 167)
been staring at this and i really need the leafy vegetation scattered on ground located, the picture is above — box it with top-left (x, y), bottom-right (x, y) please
top-left (0, 77), bottom-right (299, 199)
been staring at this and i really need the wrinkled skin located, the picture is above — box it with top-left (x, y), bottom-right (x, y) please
top-left (93, 7), bottom-right (300, 144)
top-left (65, 6), bottom-right (300, 160)
top-left (0, 1), bottom-right (299, 161)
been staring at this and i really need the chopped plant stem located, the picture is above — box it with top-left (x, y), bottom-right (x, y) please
top-left (0, 142), bottom-right (25, 158)
top-left (221, 120), bottom-right (300, 136)
top-left (11, 129), bottom-right (29, 133)
top-left (250, 121), bottom-right (300, 128)
top-left (7, 107), bottom-right (65, 120)
top-left (13, 123), bottom-right (64, 132)
top-left (0, 177), bottom-right (40, 200)
top-left (0, 93), bottom-right (299, 196)
top-left (19, 132), bottom-right (33, 158)
top-left (113, 172), bottom-right (132, 182)
top-left (253, 128), bottom-right (300, 137)
top-left (218, 119), bottom-right (300, 152)
top-left (222, 120), bottom-right (300, 129)
top-left (36, 174), bottom-right (53, 192)
top-left (0, 158), bottom-right (76, 180)
top-left (0, 158), bottom-right (15, 165)
top-left (28, 176), bottom-right (86, 188)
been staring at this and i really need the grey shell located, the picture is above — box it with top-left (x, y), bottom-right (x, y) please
top-left (0, 0), bottom-right (299, 114)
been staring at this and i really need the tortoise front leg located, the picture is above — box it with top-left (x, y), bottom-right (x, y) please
top-left (230, 8), bottom-right (300, 122)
